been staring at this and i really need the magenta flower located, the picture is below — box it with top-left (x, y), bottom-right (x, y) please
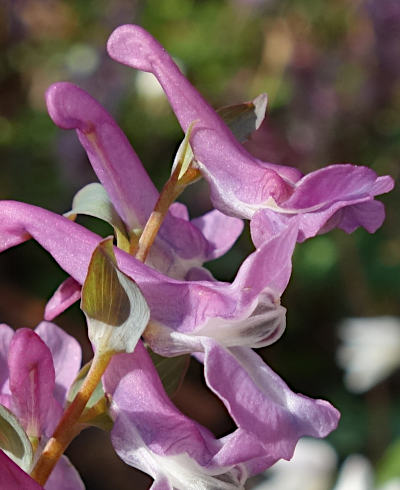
top-left (0, 323), bottom-right (84, 489)
top-left (106, 24), bottom-right (394, 244)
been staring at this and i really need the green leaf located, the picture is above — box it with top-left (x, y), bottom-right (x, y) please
top-left (67, 361), bottom-right (113, 431)
top-left (376, 437), bottom-right (400, 485)
top-left (64, 183), bottom-right (130, 252)
top-left (0, 404), bottom-right (33, 472)
top-left (148, 350), bottom-right (190, 398)
top-left (217, 93), bottom-right (268, 143)
top-left (81, 237), bottom-right (150, 354)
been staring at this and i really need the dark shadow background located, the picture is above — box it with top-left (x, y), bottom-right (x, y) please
top-left (1, 0), bottom-right (400, 488)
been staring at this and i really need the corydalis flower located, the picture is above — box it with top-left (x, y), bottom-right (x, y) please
top-left (0, 322), bottom-right (84, 490)
top-left (0, 204), bottom-right (339, 487)
top-left (106, 24), bottom-right (394, 245)
top-left (45, 82), bottom-right (243, 282)
top-left (0, 200), bottom-right (292, 353)
top-left (102, 340), bottom-right (339, 489)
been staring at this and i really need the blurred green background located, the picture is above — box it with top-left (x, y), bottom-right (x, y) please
top-left (1, 0), bottom-right (400, 488)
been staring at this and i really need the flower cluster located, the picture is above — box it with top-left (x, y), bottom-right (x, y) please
top-left (0, 24), bottom-right (394, 489)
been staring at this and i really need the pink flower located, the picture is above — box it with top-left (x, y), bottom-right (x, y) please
top-left (106, 24), bottom-right (394, 245)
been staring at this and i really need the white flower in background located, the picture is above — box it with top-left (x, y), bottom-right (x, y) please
top-left (332, 455), bottom-right (400, 490)
top-left (337, 317), bottom-right (400, 393)
top-left (250, 445), bottom-right (400, 490)
top-left (332, 454), bottom-right (374, 490)
top-left (250, 438), bottom-right (338, 490)
top-left (380, 479), bottom-right (400, 490)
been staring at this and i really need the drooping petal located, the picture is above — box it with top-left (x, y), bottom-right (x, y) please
top-left (0, 450), bottom-right (44, 489)
top-left (0, 201), bottom-right (293, 353)
top-left (7, 329), bottom-right (62, 438)
top-left (103, 342), bottom-right (246, 489)
top-left (45, 455), bottom-right (85, 490)
top-left (201, 341), bottom-right (340, 475)
top-left (44, 277), bottom-right (82, 322)
top-left (34, 322), bottom-right (81, 406)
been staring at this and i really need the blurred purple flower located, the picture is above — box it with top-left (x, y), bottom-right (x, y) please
top-left (106, 25), bottom-right (394, 245)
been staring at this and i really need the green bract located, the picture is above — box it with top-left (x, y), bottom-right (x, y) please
top-left (81, 237), bottom-right (150, 355)
top-left (0, 404), bottom-right (33, 472)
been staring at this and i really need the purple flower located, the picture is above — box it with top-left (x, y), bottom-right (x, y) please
top-left (102, 340), bottom-right (339, 489)
top-left (0, 323), bottom-right (84, 490)
top-left (0, 203), bottom-right (340, 485)
top-left (45, 82), bottom-right (243, 281)
top-left (0, 200), bottom-right (292, 352)
top-left (106, 24), bottom-right (394, 244)
top-left (0, 46), bottom-right (342, 486)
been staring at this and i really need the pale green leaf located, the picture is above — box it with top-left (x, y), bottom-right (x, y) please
top-left (64, 183), bottom-right (130, 251)
top-left (0, 404), bottom-right (33, 472)
top-left (81, 237), bottom-right (150, 354)
top-left (217, 93), bottom-right (268, 143)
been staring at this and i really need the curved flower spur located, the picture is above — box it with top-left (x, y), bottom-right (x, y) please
top-left (106, 24), bottom-right (394, 245)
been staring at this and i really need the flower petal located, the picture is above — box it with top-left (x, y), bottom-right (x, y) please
top-left (44, 277), bottom-right (82, 322)
top-left (0, 450), bottom-right (44, 489)
top-left (107, 24), bottom-right (296, 217)
top-left (103, 342), bottom-right (246, 489)
top-left (107, 25), bottom-right (393, 241)
top-left (34, 322), bottom-right (81, 406)
top-left (0, 324), bottom-right (14, 394)
top-left (191, 210), bottom-right (244, 261)
top-left (45, 455), bottom-right (85, 490)
top-left (46, 82), bottom-right (158, 230)
top-left (202, 341), bottom-right (340, 475)
top-left (8, 329), bottom-right (62, 438)
top-left (0, 201), bottom-right (293, 351)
